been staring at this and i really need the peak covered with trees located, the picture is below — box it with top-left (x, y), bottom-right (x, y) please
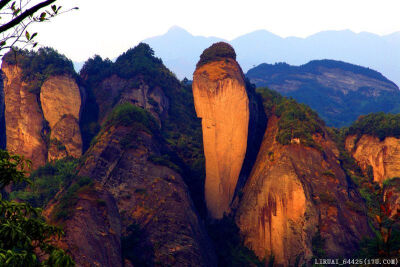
top-left (196, 42), bottom-right (236, 68)
top-left (246, 59), bottom-right (400, 127)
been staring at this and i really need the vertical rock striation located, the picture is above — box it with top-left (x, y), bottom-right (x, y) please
top-left (2, 63), bottom-right (47, 168)
top-left (345, 135), bottom-right (400, 184)
top-left (236, 115), bottom-right (372, 266)
top-left (192, 43), bottom-right (249, 219)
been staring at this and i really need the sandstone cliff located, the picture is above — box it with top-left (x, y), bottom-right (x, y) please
top-left (77, 120), bottom-right (216, 266)
top-left (91, 74), bottom-right (169, 125)
top-left (345, 135), bottom-right (400, 184)
top-left (236, 115), bottom-right (372, 266)
top-left (40, 75), bottom-right (82, 160)
top-left (193, 43), bottom-right (249, 219)
top-left (44, 185), bottom-right (122, 267)
top-left (1, 57), bottom-right (83, 168)
top-left (2, 63), bottom-right (47, 168)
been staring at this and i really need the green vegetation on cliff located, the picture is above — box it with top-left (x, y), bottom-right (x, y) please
top-left (104, 102), bottom-right (158, 133)
top-left (257, 87), bottom-right (324, 148)
top-left (2, 47), bottom-right (76, 95)
top-left (196, 42), bottom-right (236, 68)
top-left (10, 158), bottom-right (80, 208)
top-left (347, 112), bottom-right (400, 141)
top-left (82, 43), bottom-right (207, 216)
top-left (0, 150), bottom-right (74, 266)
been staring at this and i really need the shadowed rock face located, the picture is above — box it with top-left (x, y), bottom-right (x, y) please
top-left (44, 186), bottom-right (122, 267)
top-left (236, 116), bottom-right (372, 266)
top-left (383, 178), bottom-right (400, 219)
top-left (2, 63), bottom-right (47, 168)
top-left (47, 115), bottom-right (82, 161)
top-left (92, 75), bottom-right (169, 125)
top-left (345, 135), bottom-right (400, 184)
top-left (193, 45), bottom-right (249, 219)
top-left (77, 125), bottom-right (217, 266)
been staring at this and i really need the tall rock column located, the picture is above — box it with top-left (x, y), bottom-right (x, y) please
top-left (2, 63), bottom-right (47, 168)
top-left (192, 43), bottom-right (249, 219)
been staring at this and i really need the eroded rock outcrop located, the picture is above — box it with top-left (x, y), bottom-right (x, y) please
top-left (91, 75), bottom-right (169, 125)
top-left (345, 135), bottom-right (400, 184)
top-left (2, 63), bottom-right (47, 168)
top-left (77, 122), bottom-right (217, 266)
top-left (40, 75), bottom-right (82, 161)
top-left (236, 116), bottom-right (372, 266)
top-left (193, 43), bottom-right (249, 219)
top-left (44, 185), bottom-right (122, 267)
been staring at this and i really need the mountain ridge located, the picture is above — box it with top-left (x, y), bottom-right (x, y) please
top-left (142, 26), bottom-right (400, 86)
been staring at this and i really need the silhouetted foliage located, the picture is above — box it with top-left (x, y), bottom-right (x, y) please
top-left (0, 150), bottom-right (73, 266)
top-left (207, 216), bottom-right (264, 267)
top-left (196, 42), bottom-right (236, 68)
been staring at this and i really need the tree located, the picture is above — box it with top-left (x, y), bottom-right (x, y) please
top-left (0, 150), bottom-right (74, 266)
top-left (0, 0), bottom-right (77, 55)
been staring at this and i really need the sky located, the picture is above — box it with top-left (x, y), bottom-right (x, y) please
top-left (31, 0), bottom-right (400, 62)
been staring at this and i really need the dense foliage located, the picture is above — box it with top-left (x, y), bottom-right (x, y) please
top-left (10, 159), bottom-right (80, 208)
top-left (196, 42), bottom-right (236, 68)
top-left (2, 47), bottom-right (76, 95)
top-left (257, 87), bottom-right (325, 148)
top-left (103, 102), bottom-right (158, 132)
top-left (246, 60), bottom-right (400, 127)
top-left (347, 112), bottom-right (400, 141)
top-left (0, 150), bottom-right (73, 266)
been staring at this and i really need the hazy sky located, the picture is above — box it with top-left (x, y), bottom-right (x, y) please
top-left (31, 0), bottom-right (400, 62)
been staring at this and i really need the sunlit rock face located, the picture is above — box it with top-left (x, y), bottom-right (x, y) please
top-left (345, 135), bottom-right (400, 184)
top-left (2, 63), bottom-right (47, 168)
top-left (236, 116), bottom-right (372, 266)
top-left (192, 43), bottom-right (249, 219)
top-left (40, 75), bottom-right (82, 161)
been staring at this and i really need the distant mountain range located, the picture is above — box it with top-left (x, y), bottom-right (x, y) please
top-left (247, 59), bottom-right (400, 127)
top-left (142, 26), bottom-right (400, 86)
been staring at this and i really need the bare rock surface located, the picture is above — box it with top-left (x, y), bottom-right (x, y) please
top-left (193, 56), bottom-right (249, 219)
top-left (2, 63), bottom-right (47, 168)
top-left (345, 135), bottom-right (400, 184)
top-left (236, 116), bottom-right (372, 266)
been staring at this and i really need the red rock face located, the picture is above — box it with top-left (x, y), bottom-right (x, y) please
top-left (236, 116), bottom-right (372, 266)
top-left (2, 63), bottom-right (47, 169)
top-left (2, 62), bottom-right (83, 168)
top-left (193, 58), bottom-right (249, 219)
top-left (76, 124), bottom-right (217, 266)
top-left (345, 135), bottom-right (400, 184)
